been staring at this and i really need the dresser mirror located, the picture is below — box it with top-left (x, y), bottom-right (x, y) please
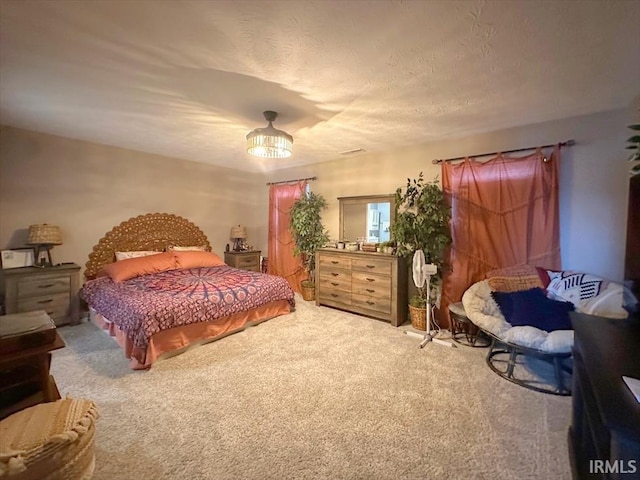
top-left (338, 194), bottom-right (395, 243)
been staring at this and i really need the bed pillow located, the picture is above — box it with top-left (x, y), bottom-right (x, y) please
top-left (173, 251), bottom-right (225, 269)
top-left (104, 252), bottom-right (177, 282)
top-left (166, 245), bottom-right (208, 252)
top-left (491, 287), bottom-right (575, 332)
top-left (546, 270), bottom-right (628, 319)
top-left (115, 250), bottom-right (162, 261)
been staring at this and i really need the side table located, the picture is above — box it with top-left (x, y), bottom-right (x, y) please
top-left (224, 250), bottom-right (261, 272)
top-left (0, 312), bottom-right (65, 419)
top-left (449, 302), bottom-right (489, 347)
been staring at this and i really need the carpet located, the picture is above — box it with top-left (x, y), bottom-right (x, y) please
top-left (51, 295), bottom-right (572, 480)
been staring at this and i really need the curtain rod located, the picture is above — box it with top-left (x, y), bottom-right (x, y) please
top-left (432, 139), bottom-right (575, 164)
top-left (266, 176), bottom-right (317, 186)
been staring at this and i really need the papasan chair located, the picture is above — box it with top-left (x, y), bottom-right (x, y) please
top-left (462, 266), bottom-right (631, 395)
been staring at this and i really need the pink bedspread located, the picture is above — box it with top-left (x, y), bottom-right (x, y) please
top-left (82, 266), bottom-right (295, 350)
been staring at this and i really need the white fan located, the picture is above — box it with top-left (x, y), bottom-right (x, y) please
top-left (405, 250), bottom-right (455, 348)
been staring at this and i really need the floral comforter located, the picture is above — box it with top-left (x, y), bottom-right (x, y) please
top-left (82, 266), bottom-right (295, 350)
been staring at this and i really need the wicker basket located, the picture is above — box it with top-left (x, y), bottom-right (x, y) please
top-left (301, 282), bottom-right (316, 301)
top-left (409, 305), bottom-right (427, 331)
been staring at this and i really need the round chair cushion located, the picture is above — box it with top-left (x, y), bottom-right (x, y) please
top-left (0, 398), bottom-right (98, 479)
top-left (462, 280), bottom-right (573, 353)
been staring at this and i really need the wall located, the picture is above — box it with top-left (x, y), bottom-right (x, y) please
top-left (2, 107), bottom-right (634, 285)
top-left (0, 126), bottom-right (265, 278)
top-left (264, 108), bottom-right (633, 282)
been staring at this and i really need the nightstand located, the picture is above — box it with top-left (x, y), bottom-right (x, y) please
top-left (224, 251), bottom-right (261, 272)
top-left (1, 263), bottom-right (81, 326)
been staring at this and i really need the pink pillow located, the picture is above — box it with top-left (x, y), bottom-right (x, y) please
top-left (104, 252), bottom-right (177, 283)
top-left (173, 251), bottom-right (225, 269)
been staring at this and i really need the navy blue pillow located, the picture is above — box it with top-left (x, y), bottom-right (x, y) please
top-left (491, 287), bottom-right (575, 332)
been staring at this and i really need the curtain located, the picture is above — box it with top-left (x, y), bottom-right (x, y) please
top-left (268, 181), bottom-right (307, 293)
top-left (440, 147), bottom-right (562, 325)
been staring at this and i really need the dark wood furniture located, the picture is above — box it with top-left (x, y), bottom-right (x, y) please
top-left (0, 314), bottom-right (65, 420)
top-left (569, 312), bottom-right (640, 479)
top-left (1, 263), bottom-right (81, 325)
top-left (315, 248), bottom-right (408, 327)
top-left (224, 250), bottom-right (261, 272)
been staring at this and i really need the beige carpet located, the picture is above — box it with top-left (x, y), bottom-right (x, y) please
top-left (52, 295), bottom-right (572, 480)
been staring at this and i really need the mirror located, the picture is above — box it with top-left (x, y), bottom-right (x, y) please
top-left (338, 194), bottom-right (395, 243)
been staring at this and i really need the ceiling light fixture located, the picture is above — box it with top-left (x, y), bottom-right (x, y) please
top-left (246, 111), bottom-right (293, 159)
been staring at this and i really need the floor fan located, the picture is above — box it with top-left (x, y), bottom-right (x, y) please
top-left (405, 250), bottom-right (455, 348)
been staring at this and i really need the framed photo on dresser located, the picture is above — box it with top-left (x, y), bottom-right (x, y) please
top-left (1, 248), bottom-right (35, 269)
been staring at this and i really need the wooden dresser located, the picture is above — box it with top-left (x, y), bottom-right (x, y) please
top-left (1, 264), bottom-right (81, 326)
top-left (315, 248), bottom-right (408, 326)
top-left (224, 251), bottom-right (261, 272)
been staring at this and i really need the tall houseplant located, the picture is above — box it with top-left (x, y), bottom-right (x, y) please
top-left (390, 173), bottom-right (452, 328)
top-left (289, 191), bottom-right (330, 300)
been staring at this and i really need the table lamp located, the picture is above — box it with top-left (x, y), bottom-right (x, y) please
top-left (27, 224), bottom-right (62, 267)
top-left (230, 225), bottom-right (247, 252)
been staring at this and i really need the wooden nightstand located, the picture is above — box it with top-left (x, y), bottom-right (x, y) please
top-left (1, 263), bottom-right (81, 326)
top-left (224, 251), bottom-right (261, 272)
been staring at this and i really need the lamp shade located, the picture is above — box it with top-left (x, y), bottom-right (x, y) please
top-left (230, 225), bottom-right (247, 240)
top-left (27, 224), bottom-right (62, 245)
top-left (246, 111), bottom-right (293, 159)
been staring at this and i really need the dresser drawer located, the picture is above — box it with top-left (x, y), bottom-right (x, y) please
top-left (351, 257), bottom-right (392, 276)
top-left (18, 275), bottom-right (70, 298)
top-left (237, 256), bottom-right (259, 268)
top-left (318, 274), bottom-right (351, 293)
top-left (351, 293), bottom-right (391, 314)
top-left (319, 255), bottom-right (352, 270)
top-left (17, 293), bottom-right (69, 318)
top-left (352, 272), bottom-right (391, 299)
top-left (319, 288), bottom-right (352, 305)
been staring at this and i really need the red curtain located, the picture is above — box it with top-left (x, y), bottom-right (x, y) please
top-left (268, 181), bottom-right (307, 293)
top-left (440, 148), bottom-right (562, 324)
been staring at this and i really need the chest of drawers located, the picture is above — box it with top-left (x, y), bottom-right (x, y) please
top-left (316, 249), bottom-right (408, 326)
top-left (1, 264), bottom-right (81, 326)
top-left (224, 251), bottom-right (261, 272)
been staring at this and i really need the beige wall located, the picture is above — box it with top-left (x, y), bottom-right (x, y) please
top-left (1, 107), bottom-right (634, 286)
top-left (0, 126), bottom-right (265, 278)
top-left (265, 108), bottom-right (634, 282)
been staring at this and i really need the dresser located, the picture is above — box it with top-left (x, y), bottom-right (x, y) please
top-left (224, 251), bottom-right (261, 272)
top-left (1, 264), bottom-right (81, 326)
top-left (315, 248), bottom-right (408, 326)
top-left (569, 312), bottom-right (640, 479)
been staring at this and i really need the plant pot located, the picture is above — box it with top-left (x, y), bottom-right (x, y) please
top-left (301, 281), bottom-right (316, 301)
top-left (409, 304), bottom-right (427, 331)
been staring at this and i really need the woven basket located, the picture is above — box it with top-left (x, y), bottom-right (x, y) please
top-left (409, 305), bottom-right (427, 331)
top-left (301, 282), bottom-right (316, 301)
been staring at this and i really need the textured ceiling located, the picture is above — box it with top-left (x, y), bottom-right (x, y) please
top-left (1, 0), bottom-right (639, 173)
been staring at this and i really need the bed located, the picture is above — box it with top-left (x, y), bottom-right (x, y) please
top-left (81, 213), bottom-right (295, 369)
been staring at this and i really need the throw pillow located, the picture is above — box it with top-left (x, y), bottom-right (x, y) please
top-left (491, 287), bottom-right (575, 332)
top-left (488, 275), bottom-right (543, 292)
top-left (114, 250), bottom-right (162, 261)
top-left (173, 250), bottom-right (225, 269)
top-left (104, 252), bottom-right (177, 282)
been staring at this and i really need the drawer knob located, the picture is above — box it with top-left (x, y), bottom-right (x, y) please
top-left (365, 265), bottom-right (376, 269)
top-left (366, 288), bottom-right (375, 293)
top-left (366, 301), bottom-right (376, 305)
top-left (38, 284), bottom-right (55, 289)
top-left (366, 278), bottom-right (375, 282)
top-left (331, 293), bottom-right (339, 298)
top-left (331, 273), bottom-right (339, 277)
top-left (331, 261), bottom-right (339, 264)
top-left (331, 282), bottom-right (339, 286)
top-left (37, 299), bottom-right (54, 304)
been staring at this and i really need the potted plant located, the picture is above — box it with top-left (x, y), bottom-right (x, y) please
top-left (289, 191), bottom-right (330, 301)
top-left (390, 173), bottom-right (452, 330)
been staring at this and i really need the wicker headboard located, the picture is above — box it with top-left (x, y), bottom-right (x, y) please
top-left (85, 213), bottom-right (211, 279)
